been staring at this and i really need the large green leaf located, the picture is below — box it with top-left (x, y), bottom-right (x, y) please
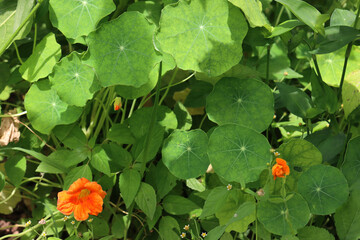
top-left (342, 136), bottom-right (360, 187)
top-left (208, 124), bottom-right (271, 185)
top-left (334, 187), bottom-right (360, 240)
top-left (342, 70), bottom-right (360, 118)
top-left (297, 165), bottom-right (349, 215)
top-left (157, 0), bottom-right (248, 77)
top-left (0, 0), bottom-right (34, 52)
top-left (330, 9), bottom-right (356, 27)
top-left (228, 0), bottom-right (270, 29)
top-left (162, 129), bottom-right (209, 179)
top-left (127, 1), bottom-right (162, 26)
top-left (134, 182), bottom-right (157, 220)
top-left (49, 52), bottom-right (99, 107)
top-left (119, 168), bottom-right (141, 208)
top-left (257, 193), bottom-right (310, 235)
top-left (24, 81), bottom-right (82, 134)
top-left (316, 46), bottom-right (360, 87)
top-left (162, 195), bottom-right (200, 215)
top-left (297, 226), bottom-right (335, 240)
top-left (19, 33), bottom-right (61, 82)
top-left (276, 0), bottom-right (328, 35)
top-left (87, 11), bottom-right (161, 87)
top-left (49, 0), bottom-right (115, 39)
top-left (206, 77), bottom-right (274, 132)
top-left (159, 216), bottom-right (180, 240)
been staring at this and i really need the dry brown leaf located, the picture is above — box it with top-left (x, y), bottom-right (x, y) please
top-left (0, 110), bottom-right (20, 146)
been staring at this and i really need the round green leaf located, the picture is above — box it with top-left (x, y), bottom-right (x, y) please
top-left (206, 77), bottom-right (274, 132)
top-left (297, 164), bottom-right (349, 215)
top-left (49, 0), bottom-right (116, 39)
top-left (316, 45), bottom-right (360, 87)
top-left (162, 129), bottom-right (209, 179)
top-left (156, 0), bottom-right (248, 77)
top-left (277, 138), bottom-right (322, 176)
top-left (87, 11), bottom-right (162, 87)
top-left (19, 33), bottom-right (61, 82)
top-left (208, 124), bottom-right (271, 184)
top-left (50, 53), bottom-right (98, 107)
top-left (24, 81), bottom-right (83, 134)
top-left (297, 226), bottom-right (335, 240)
top-left (257, 193), bottom-right (310, 236)
top-left (342, 136), bottom-right (360, 187)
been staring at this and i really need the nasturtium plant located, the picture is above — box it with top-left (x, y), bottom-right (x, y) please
top-left (1, 0), bottom-right (359, 239)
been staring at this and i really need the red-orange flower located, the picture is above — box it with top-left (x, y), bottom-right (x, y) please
top-left (272, 158), bottom-right (290, 180)
top-left (57, 178), bottom-right (106, 221)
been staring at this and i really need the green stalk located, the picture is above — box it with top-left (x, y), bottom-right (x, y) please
top-left (13, 42), bottom-right (23, 64)
top-left (93, 87), bottom-right (115, 141)
top-left (0, 0), bottom-right (43, 57)
top-left (139, 61), bottom-right (162, 174)
top-left (33, 22), bottom-right (37, 53)
top-left (159, 67), bottom-right (178, 105)
top-left (128, 99), bottom-right (137, 118)
top-left (265, 44), bottom-right (271, 84)
top-left (338, 1), bottom-right (360, 99)
top-left (120, 99), bottom-right (128, 124)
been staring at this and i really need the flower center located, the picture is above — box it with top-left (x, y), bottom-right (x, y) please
top-left (79, 189), bottom-right (91, 199)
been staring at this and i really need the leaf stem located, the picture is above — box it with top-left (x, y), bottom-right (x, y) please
top-left (159, 67), bottom-right (178, 105)
top-left (33, 22), bottom-right (37, 53)
top-left (0, 0), bottom-right (43, 57)
top-left (13, 42), bottom-right (23, 64)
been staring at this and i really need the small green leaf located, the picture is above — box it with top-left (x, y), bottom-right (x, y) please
top-left (154, 161), bottom-right (178, 199)
top-left (159, 216), bottom-right (180, 239)
top-left (200, 186), bottom-right (230, 219)
top-left (25, 80), bottom-right (82, 134)
top-left (330, 9), bottom-right (356, 27)
top-left (208, 124), bottom-right (271, 184)
top-left (91, 217), bottom-right (110, 238)
top-left (342, 70), bottom-right (360, 118)
top-left (63, 165), bottom-right (92, 190)
top-left (148, 206), bottom-right (163, 230)
top-left (157, 0), bottom-right (248, 76)
top-left (334, 188), bottom-right (360, 240)
top-left (119, 168), bottom-right (141, 208)
top-left (269, 20), bottom-right (304, 37)
top-left (103, 143), bottom-right (133, 171)
top-left (186, 178), bottom-right (205, 192)
top-left (127, 1), bottom-right (162, 26)
top-left (19, 33), bottom-right (61, 82)
top-left (277, 82), bottom-right (315, 119)
top-left (162, 195), bottom-right (200, 215)
top-left (297, 226), bottom-right (335, 240)
top-left (206, 77), bottom-right (274, 132)
top-left (49, 0), bottom-right (116, 39)
top-left (50, 52), bottom-right (99, 107)
top-left (311, 26), bottom-right (360, 54)
top-left (257, 193), bottom-right (310, 235)
top-left (298, 165), bottom-right (349, 215)
top-left (342, 136), bottom-right (360, 187)
top-left (111, 215), bottom-right (125, 239)
top-left (87, 11), bottom-right (161, 87)
top-left (135, 182), bottom-right (157, 220)
top-left (229, 0), bottom-right (270, 29)
top-left (276, 0), bottom-right (328, 35)
top-left (107, 124), bottom-right (136, 145)
top-left (162, 129), bottom-right (209, 179)
top-left (173, 101), bottom-right (192, 130)
top-left (5, 155), bottom-right (26, 187)
top-left (91, 146), bottom-right (111, 176)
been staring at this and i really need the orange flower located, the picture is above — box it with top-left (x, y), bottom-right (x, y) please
top-left (114, 97), bottom-right (122, 111)
top-left (57, 178), bottom-right (106, 221)
top-left (272, 158), bottom-right (290, 180)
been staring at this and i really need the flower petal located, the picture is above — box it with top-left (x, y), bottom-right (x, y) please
top-left (68, 178), bottom-right (90, 193)
top-left (74, 203), bottom-right (90, 221)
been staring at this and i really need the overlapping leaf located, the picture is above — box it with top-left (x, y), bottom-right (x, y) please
top-left (87, 11), bottom-right (161, 87)
top-left (49, 0), bottom-right (115, 39)
top-left (206, 77), bottom-right (274, 132)
top-left (157, 0), bottom-right (248, 77)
